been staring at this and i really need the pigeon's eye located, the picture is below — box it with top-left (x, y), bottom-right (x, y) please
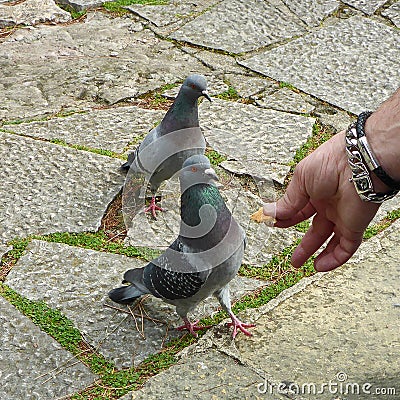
top-left (190, 84), bottom-right (197, 90)
top-left (191, 166), bottom-right (197, 172)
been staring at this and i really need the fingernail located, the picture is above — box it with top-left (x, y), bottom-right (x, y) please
top-left (263, 202), bottom-right (276, 218)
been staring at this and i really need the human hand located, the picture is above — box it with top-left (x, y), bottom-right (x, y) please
top-left (263, 131), bottom-right (381, 272)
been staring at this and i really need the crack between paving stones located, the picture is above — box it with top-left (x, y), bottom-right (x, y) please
top-left (278, 0), bottom-right (313, 29)
top-left (0, 129), bottom-right (124, 159)
top-left (1, 109), bottom-right (88, 126)
top-left (134, 0), bottom-right (226, 38)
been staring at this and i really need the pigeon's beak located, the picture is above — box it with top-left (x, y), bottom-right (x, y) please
top-left (205, 167), bottom-right (219, 181)
top-left (202, 90), bottom-right (212, 102)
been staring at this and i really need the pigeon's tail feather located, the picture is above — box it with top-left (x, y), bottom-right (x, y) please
top-left (120, 149), bottom-right (138, 172)
top-left (123, 268), bottom-right (145, 284)
top-left (120, 161), bottom-right (130, 171)
top-left (109, 268), bottom-right (148, 304)
top-left (108, 285), bottom-right (144, 304)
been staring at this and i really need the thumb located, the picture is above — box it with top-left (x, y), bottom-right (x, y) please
top-left (264, 165), bottom-right (313, 228)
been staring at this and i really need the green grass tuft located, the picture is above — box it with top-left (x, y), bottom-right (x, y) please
top-left (58, 4), bottom-right (87, 19)
top-left (49, 138), bottom-right (125, 159)
top-left (0, 238), bottom-right (30, 281)
top-left (216, 86), bottom-right (240, 101)
top-left (363, 208), bottom-right (400, 240)
top-left (279, 81), bottom-right (297, 90)
top-left (205, 149), bottom-right (227, 166)
top-left (295, 219), bottom-right (310, 233)
top-left (291, 121), bottom-right (332, 166)
top-left (151, 93), bottom-right (170, 106)
top-left (160, 83), bottom-right (178, 92)
top-left (3, 237), bottom-right (30, 262)
top-left (0, 284), bottom-right (82, 351)
top-left (146, 82), bottom-right (180, 107)
top-left (103, 0), bottom-right (168, 14)
top-left (32, 231), bottom-right (162, 261)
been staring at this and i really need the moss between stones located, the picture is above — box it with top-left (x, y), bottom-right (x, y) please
top-left (49, 138), bottom-right (126, 159)
top-left (205, 148), bottom-right (228, 166)
top-left (363, 208), bottom-right (400, 240)
top-left (103, 0), bottom-right (169, 16)
top-left (216, 86), bottom-right (240, 101)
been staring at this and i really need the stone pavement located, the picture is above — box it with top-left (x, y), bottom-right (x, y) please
top-left (0, 0), bottom-right (399, 399)
top-left (128, 220), bottom-right (400, 400)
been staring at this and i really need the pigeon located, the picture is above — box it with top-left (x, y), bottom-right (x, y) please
top-left (121, 74), bottom-right (211, 218)
top-left (109, 155), bottom-right (255, 338)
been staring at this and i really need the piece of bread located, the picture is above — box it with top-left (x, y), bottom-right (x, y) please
top-left (250, 207), bottom-right (276, 224)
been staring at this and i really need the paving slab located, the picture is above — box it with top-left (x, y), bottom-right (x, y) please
top-left (230, 220), bottom-right (400, 399)
top-left (282, 0), bottom-right (339, 26)
top-left (382, 1), bottom-right (400, 27)
top-left (0, 132), bottom-right (124, 242)
top-left (162, 77), bottom-right (228, 99)
top-left (312, 104), bottom-right (353, 134)
top-left (342, 0), bottom-right (387, 15)
top-left (127, 0), bottom-right (219, 28)
top-left (255, 87), bottom-right (315, 114)
top-left (123, 232), bottom-right (400, 400)
top-left (0, 295), bottom-right (97, 400)
top-left (193, 50), bottom-right (249, 75)
top-left (177, 221), bottom-right (400, 399)
top-left (0, 0), bottom-right (71, 28)
top-left (120, 349), bottom-right (284, 400)
top-left (169, 0), bottom-right (308, 54)
top-left (3, 106), bottom-right (165, 153)
top-left (124, 173), bottom-right (302, 267)
top-left (6, 240), bottom-right (266, 368)
top-left (56, 0), bottom-right (104, 11)
top-left (0, 11), bottom-right (209, 121)
top-left (370, 195), bottom-right (400, 225)
top-left (225, 73), bottom-right (277, 98)
top-left (199, 98), bottom-right (315, 184)
top-left (0, 242), bottom-right (11, 259)
top-left (240, 16), bottom-right (400, 115)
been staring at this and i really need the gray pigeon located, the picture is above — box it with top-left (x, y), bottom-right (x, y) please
top-left (121, 75), bottom-right (211, 217)
top-left (109, 155), bottom-right (255, 338)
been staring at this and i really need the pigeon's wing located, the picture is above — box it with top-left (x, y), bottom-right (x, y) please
top-left (130, 127), bottom-right (159, 173)
top-left (121, 124), bottom-right (159, 171)
top-left (142, 238), bottom-right (210, 300)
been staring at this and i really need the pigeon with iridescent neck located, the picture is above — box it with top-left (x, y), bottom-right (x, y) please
top-left (121, 75), bottom-right (211, 218)
top-left (110, 155), bottom-right (255, 338)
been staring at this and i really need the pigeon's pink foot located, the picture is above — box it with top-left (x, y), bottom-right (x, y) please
top-left (227, 314), bottom-right (255, 339)
top-left (144, 196), bottom-right (164, 219)
top-left (176, 318), bottom-right (211, 337)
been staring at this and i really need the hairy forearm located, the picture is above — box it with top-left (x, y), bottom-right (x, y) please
top-left (365, 87), bottom-right (400, 182)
